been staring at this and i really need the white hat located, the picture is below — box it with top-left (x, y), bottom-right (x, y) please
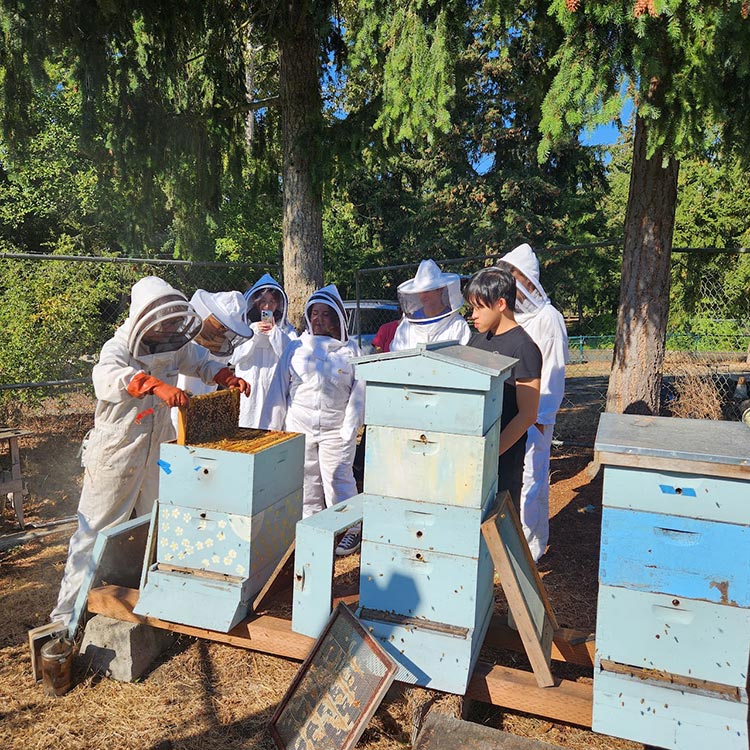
top-left (397, 259), bottom-right (464, 323)
top-left (397, 259), bottom-right (461, 294)
top-left (192, 289), bottom-right (254, 338)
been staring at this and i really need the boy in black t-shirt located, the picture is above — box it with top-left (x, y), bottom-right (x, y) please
top-left (465, 266), bottom-right (542, 512)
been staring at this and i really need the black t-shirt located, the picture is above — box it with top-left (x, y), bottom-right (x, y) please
top-left (469, 325), bottom-right (542, 492)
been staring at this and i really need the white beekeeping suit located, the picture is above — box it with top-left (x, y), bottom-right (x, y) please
top-left (260, 284), bottom-right (364, 520)
top-left (170, 289), bottom-right (254, 431)
top-left (233, 274), bottom-right (297, 429)
top-left (390, 259), bottom-right (471, 350)
top-left (51, 276), bottom-right (226, 628)
top-left (501, 243), bottom-right (569, 562)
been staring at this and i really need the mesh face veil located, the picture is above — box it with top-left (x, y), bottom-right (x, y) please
top-left (396, 259), bottom-right (464, 324)
top-left (514, 288), bottom-right (542, 315)
top-left (398, 286), bottom-right (454, 323)
top-left (195, 317), bottom-right (247, 357)
top-left (190, 289), bottom-right (254, 358)
top-left (128, 295), bottom-right (202, 357)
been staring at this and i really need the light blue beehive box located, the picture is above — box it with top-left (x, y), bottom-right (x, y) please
top-left (593, 413), bottom-right (750, 750)
top-left (356, 342), bottom-right (512, 508)
top-left (356, 343), bottom-right (514, 693)
top-left (135, 430), bottom-right (304, 632)
top-left (296, 342), bottom-right (515, 694)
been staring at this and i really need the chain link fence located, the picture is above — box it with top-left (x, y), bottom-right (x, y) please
top-left (352, 244), bottom-right (750, 446)
top-left (0, 253), bottom-right (281, 411)
top-left (2, 245), bottom-right (748, 444)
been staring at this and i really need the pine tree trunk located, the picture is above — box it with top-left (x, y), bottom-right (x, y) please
top-left (279, 8), bottom-right (324, 328)
top-left (606, 115), bottom-right (679, 415)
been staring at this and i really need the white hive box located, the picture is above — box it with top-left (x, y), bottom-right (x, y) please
top-left (354, 342), bottom-right (514, 508)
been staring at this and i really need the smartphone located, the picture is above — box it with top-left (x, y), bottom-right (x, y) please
top-left (260, 309), bottom-right (274, 324)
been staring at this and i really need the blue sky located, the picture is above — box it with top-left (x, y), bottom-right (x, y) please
top-left (583, 121), bottom-right (623, 147)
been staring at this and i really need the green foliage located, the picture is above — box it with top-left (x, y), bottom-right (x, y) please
top-left (347, 0), bottom-right (467, 145)
top-left (540, 0), bottom-right (750, 164)
top-left (0, 248), bottom-right (128, 399)
top-left (0, 1), bottom-right (264, 260)
top-left (324, 1), bottom-right (612, 295)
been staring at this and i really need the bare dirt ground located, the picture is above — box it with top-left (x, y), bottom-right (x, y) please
top-left (0, 392), bottom-right (644, 750)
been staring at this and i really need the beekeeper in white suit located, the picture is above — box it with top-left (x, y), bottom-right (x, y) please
top-left (51, 276), bottom-right (250, 629)
top-left (233, 274), bottom-right (297, 429)
top-left (390, 259), bottom-right (470, 351)
top-left (500, 244), bottom-right (568, 562)
top-left (260, 284), bottom-right (364, 555)
top-left (170, 289), bottom-right (254, 431)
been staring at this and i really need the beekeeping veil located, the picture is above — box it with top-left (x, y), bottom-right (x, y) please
top-left (303, 284), bottom-right (348, 342)
top-left (126, 277), bottom-right (202, 359)
top-left (500, 243), bottom-right (549, 317)
top-left (191, 289), bottom-right (254, 357)
top-left (244, 273), bottom-right (290, 328)
top-left (397, 259), bottom-right (464, 324)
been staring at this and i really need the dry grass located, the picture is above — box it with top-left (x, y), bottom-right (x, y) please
top-left (666, 352), bottom-right (727, 420)
top-left (0, 397), bottom-right (649, 750)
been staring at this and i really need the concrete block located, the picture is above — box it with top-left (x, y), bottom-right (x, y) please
top-left (79, 614), bottom-right (174, 682)
top-left (413, 712), bottom-right (565, 749)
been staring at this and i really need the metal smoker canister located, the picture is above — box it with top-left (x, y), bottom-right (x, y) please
top-left (40, 635), bottom-right (74, 697)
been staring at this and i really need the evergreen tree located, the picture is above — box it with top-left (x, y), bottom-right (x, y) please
top-left (540, 0), bottom-right (750, 414)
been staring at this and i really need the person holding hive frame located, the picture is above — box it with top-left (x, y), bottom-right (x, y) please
top-left (50, 276), bottom-right (250, 629)
top-left (260, 284), bottom-right (364, 555)
top-left (169, 288), bottom-right (254, 432)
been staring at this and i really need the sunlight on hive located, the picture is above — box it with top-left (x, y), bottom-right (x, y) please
top-left (194, 428), bottom-right (300, 453)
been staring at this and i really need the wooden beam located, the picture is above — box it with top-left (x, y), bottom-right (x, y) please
top-left (484, 617), bottom-right (595, 668)
top-left (87, 585), bottom-right (594, 728)
top-left (466, 662), bottom-right (592, 727)
top-left (595, 449), bottom-right (750, 481)
top-left (87, 585), bottom-right (349, 661)
top-left (88, 586), bottom-right (596, 667)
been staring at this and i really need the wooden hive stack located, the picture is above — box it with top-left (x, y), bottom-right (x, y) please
top-left (135, 389), bottom-right (305, 632)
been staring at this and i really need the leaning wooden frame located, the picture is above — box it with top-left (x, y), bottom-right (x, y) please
top-left (269, 602), bottom-right (397, 750)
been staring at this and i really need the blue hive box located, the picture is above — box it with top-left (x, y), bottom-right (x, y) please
top-left (293, 343), bottom-right (516, 694)
top-left (593, 413), bottom-right (750, 750)
top-left (136, 429), bottom-right (304, 632)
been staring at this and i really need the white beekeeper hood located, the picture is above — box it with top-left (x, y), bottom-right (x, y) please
top-left (126, 276), bottom-right (202, 358)
top-left (304, 284), bottom-right (348, 342)
top-left (397, 259), bottom-right (464, 323)
top-left (501, 243), bottom-right (549, 316)
top-left (244, 273), bottom-right (290, 327)
top-left (191, 289), bottom-right (254, 356)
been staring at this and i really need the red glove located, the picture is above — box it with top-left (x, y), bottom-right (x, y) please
top-left (214, 367), bottom-right (251, 396)
top-left (127, 372), bottom-right (190, 408)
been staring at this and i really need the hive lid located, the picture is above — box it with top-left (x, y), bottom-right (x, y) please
top-left (595, 412), bottom-right (750, 469)
top-left (353, 342), bottom-right (516, 390)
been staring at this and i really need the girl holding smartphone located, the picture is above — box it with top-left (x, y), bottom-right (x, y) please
top-left (232, 274), bottom-right (298, 428)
